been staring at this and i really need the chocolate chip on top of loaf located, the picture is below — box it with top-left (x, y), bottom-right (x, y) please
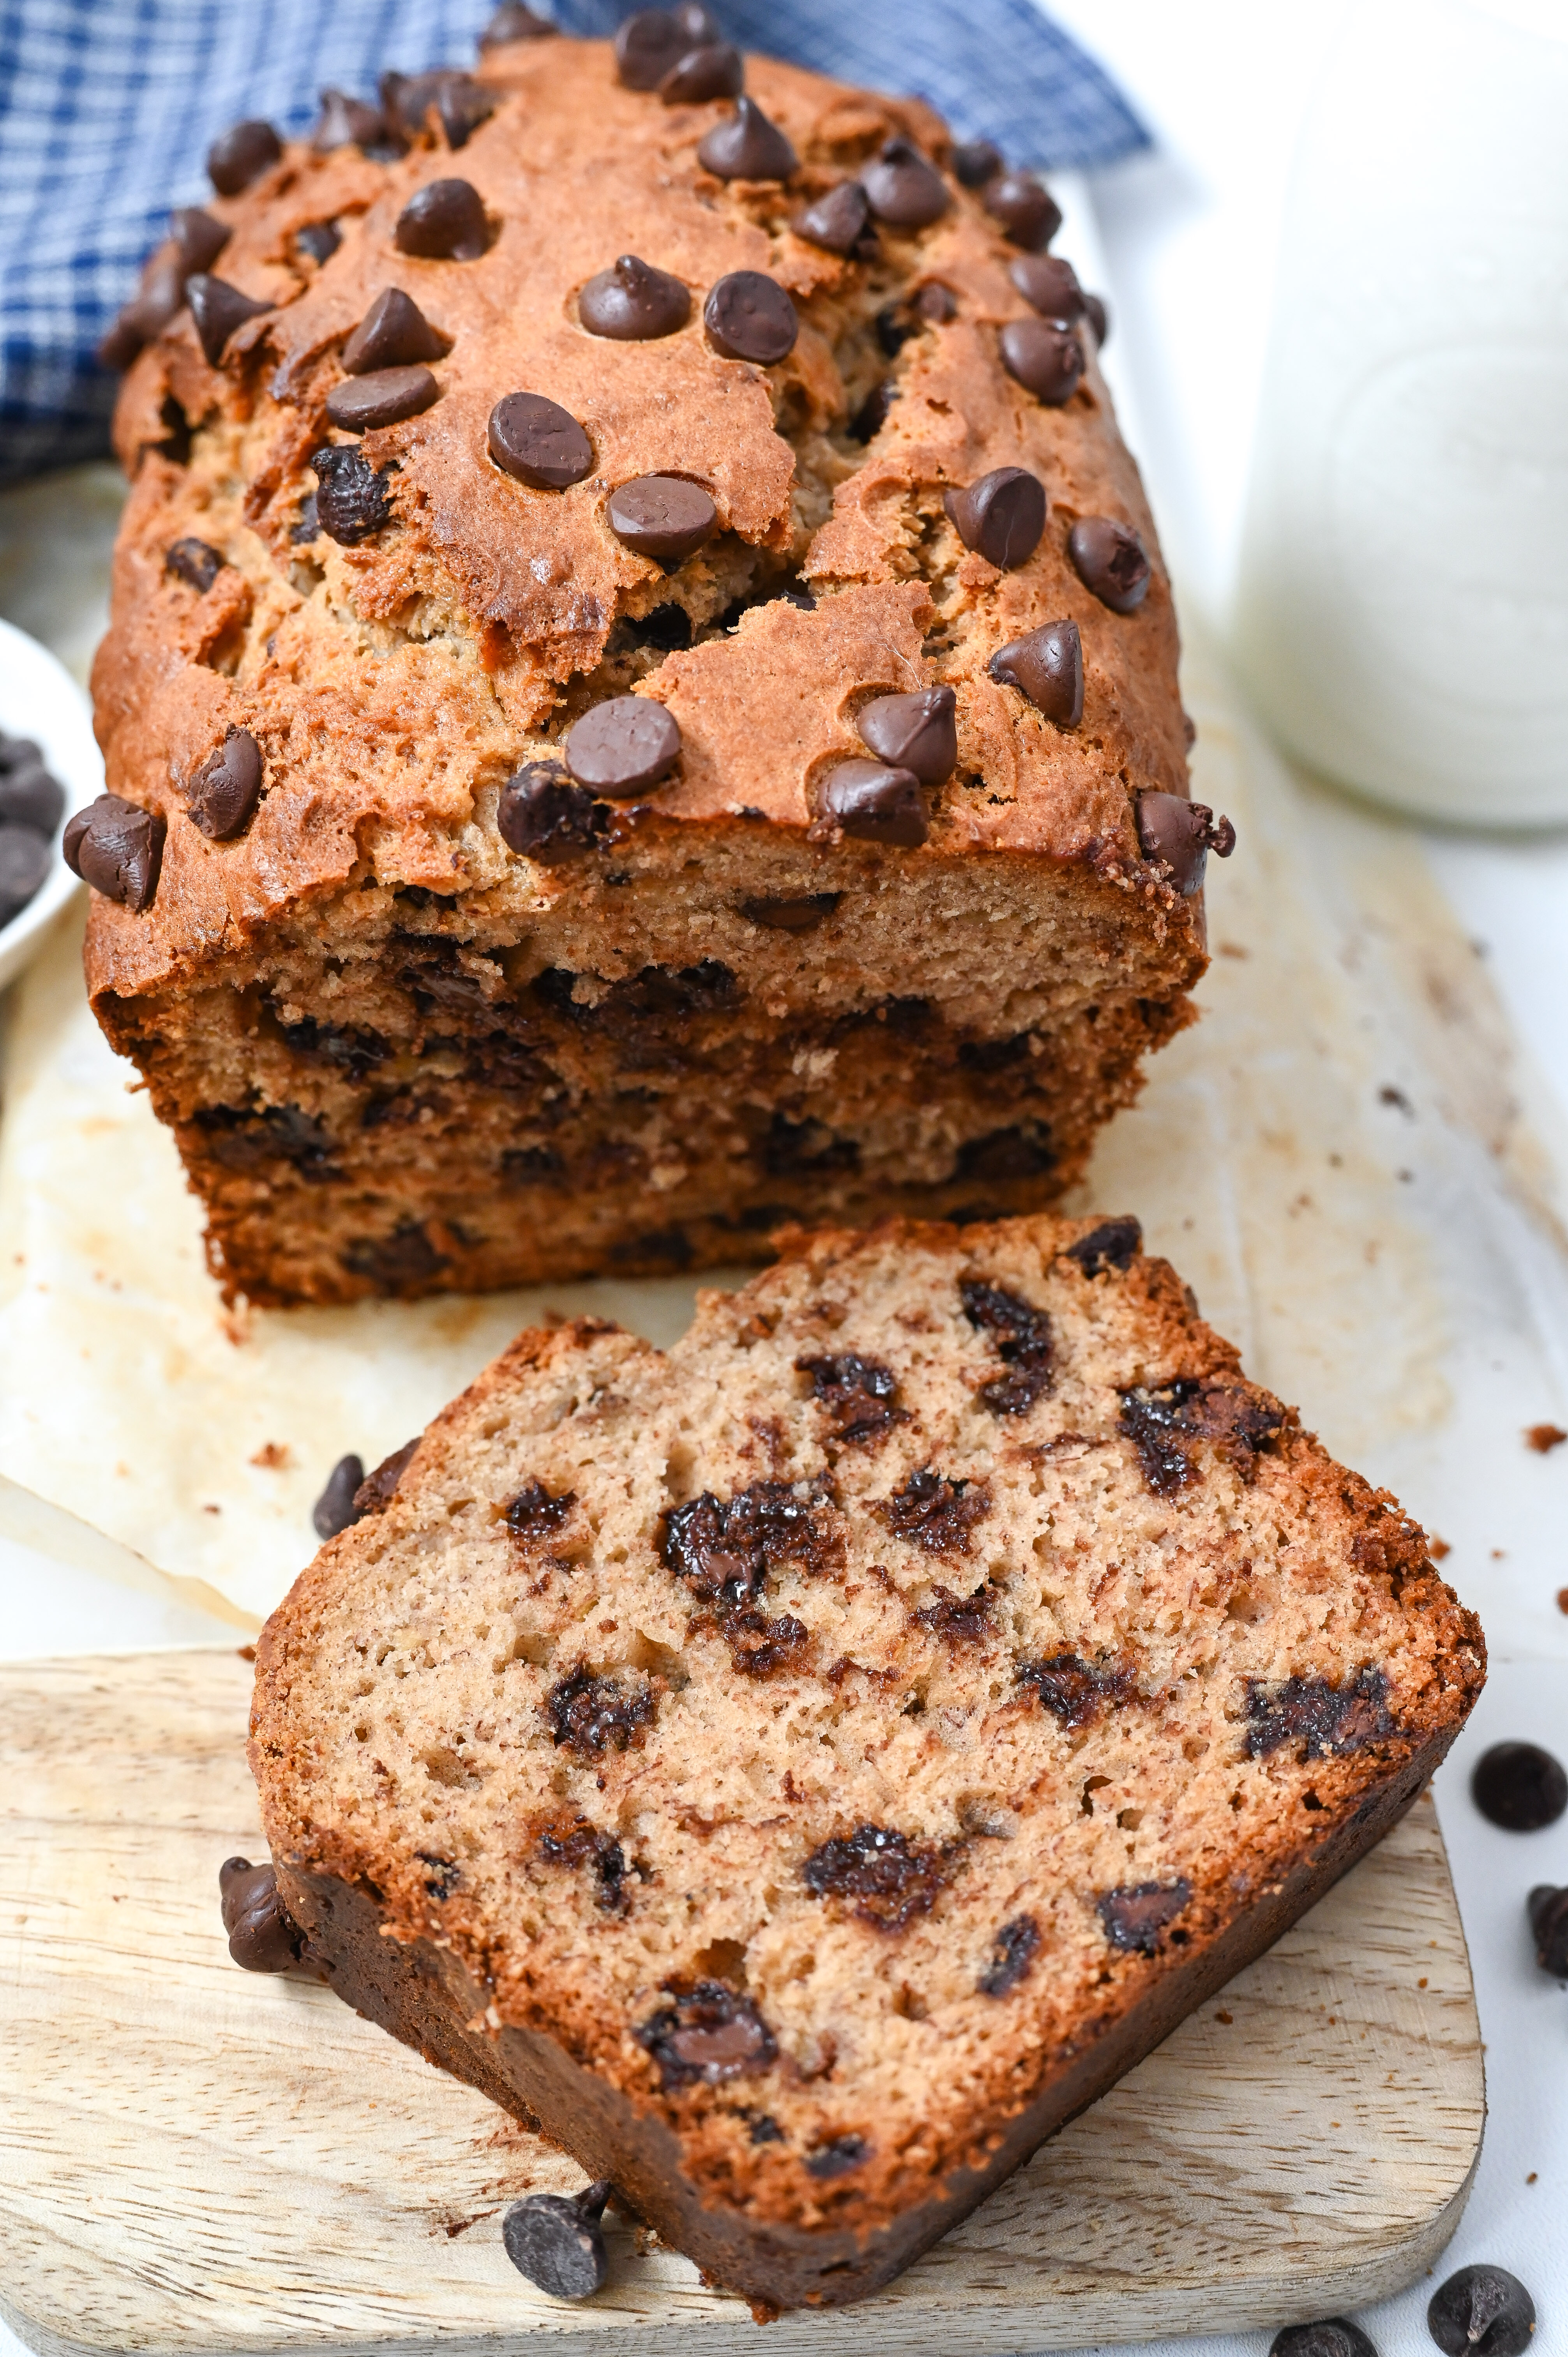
top-left (248, 1211), bottom-right (1483, 2309)
top-left (88, 22), bottom-right (1229, 1304)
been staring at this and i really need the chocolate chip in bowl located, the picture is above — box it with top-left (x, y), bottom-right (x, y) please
top-left (0, 618), bottom-right (105, 994)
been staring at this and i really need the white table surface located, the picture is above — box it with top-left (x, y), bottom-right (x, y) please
top-left (2, 7), bottom-right (1566, 2353)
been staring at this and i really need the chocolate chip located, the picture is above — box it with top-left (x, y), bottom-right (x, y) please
top-left (505, 1479), bottom-right (577, 1539)
top-left (742, 893), bottom-right (840, 932)
top-left (989, 620), bottom-right (1083, 728)
top-left (1084, 291), bottom-right (1110, 346)
top-left (792, 179), bottom-right (875, 257)
top-left (1135, 791), bottom-right (1235, 894)
top-left (310, 443), bottom-right (395, 544)
top-left (1099, 1878), bottom-right (1191, 1955)
top-left (501, 2183), bottom-right (612, 2302)
top-left (952, 138), bottom-right (1004, 189)
top-left (662, 1480), bottom-right (837, 1610)
top-left (1019, 1652), bottom-right (1134, 1727)
top-left (661, 41), bottom-right (744, 101)
top-left (295, 221), bottom-right (341, 267)
top-left (979, 1914), bottom-right (1039, 1996)
top-left (1121, 1378), bottom-right (1281, 1491)
top-left (343, 288), bottom-right (447, 373)
top-left (0, 758), bottom-right (63, 836)
top-left (430, 74), bottom-right (495, 150)
top-left (999, 317), bottom-right (1084, 404)
top-left (750, 2113), bottom-right (784, 2143)
top-left (63, 793), bottom-right (165, 912)
top-left (805, 2135), bottom-right (870, 2179)
top-left (697, 95), bottom-right (798, 182)
top-left (915, 1583), bottom-right (991, 1644)
top-left (313, 1454), bottom-right (366, 1539)
top-left (818, 758), bottom-right (927, 848)
top-left (498, 762), bottom-right (609, 863)
top-left (861, 137), bottom-right (949, 229)
top-left (803, 1824), bottom-right (952, 1931)
top-left (916, 281), bottom-right (958, 322)
top-left (187, 274), bottom-right (273, 367)
top-left (207, 118), bottom-right (281, 197)
top-left (564, 697), bottom-right (681, 798)
top-left (1472, 1740), bottom-right (1568, 1831)
top-left (488, 391), bottom-right (594, 488)
top-left (1065, 1216), bottom-right (1141, 1275)
top-left (326, 364), bottom-right (439, 433)
top-left (637, 1982), bottom-right (777, 2087)
top-left (960, 1276), bottom-right (1054, 1412)
top-left (945, 466), bottom-right (1046, 570)
top-left (848, 378), bottom-right (897, 443)
top-left (984, 171), bottom-right (1061, 251)
top-left (954, 1123), bottom-right (1053, 1182)
top-left (703, 269), bottom-right (798, 365)
top-left (616, 7), bottom-right (699, 89)
top-left (579, 254), bottom-right (691, 341)
top-left (1269, 2321), bottom-right (1378, 2357)
top-left (857, 686), bottom-right (957, 784)
top-left (796, 1352), bottom-right (904, 1440)
top-left (170, 207), bottom-right (230, 276)
top-left (1009, 252), bottom-right (1085, 322)
top-left (352, 1437), bottom-right (419, 1514)
top-left (165, 537), bottom-right (224, 592)
top-left (538, 1816), bottom-right (626, 1912)
top-left (481, 0), bottom-right (557, 39)
top-left (1247, 1670), bottom-right (1394, 1761)
top-left (1069, 514), bottom-right (1150, 611)
top-left (545, 1664), bottom-right (656, 1756)
top-left (1428, 2267), bottom-right (1536, 2357)
top-left (606, 474), bottom-right (716, 564)
top-left (0, 827), bottom-right (49, 922)
top-left (186, 730), bottom-right (262, 841)
top-left (394, 178), bottom-right (489, 261)
top-left (219, 1856), bottom-right (305, 1972)
top-left (311, 88), bottom-right (387, 152)
top-left (875, 1466), bottom-right (989, 1555)
top-left (1529, 1882), bottom-right (1568, 1975)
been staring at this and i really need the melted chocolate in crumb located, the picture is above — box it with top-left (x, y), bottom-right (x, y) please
top-left (915, 1583), bottom-right (992, 1643)
top-left (1017, 1652), bottom-right (1135, 1728)
top-left (417, 1852), bottom-right (461, 1900)
top-left (1245, 1668), bottom-right (1394, 1761)
top-left (538, 1814), bottom-right (629, 1913)
top-left (749, 2112), bottom-right (785, 2144)
top-left (960, 1277), bottom-right (1054, 1413)
top-left (804, 2133), bottom-right (870, 2179)
top-left (1098, 1878), bottom-right (1192, 1954)
top-left (1119, 1380), bottom-right (1285, 1494)
top-left (505, 1479), bottom-right (576, 1541)
top-left (719, 1607), bottom-right (812, 1679)
top-left (661, 1478), bottom-right (837, 1608)
top-left (875, 1466), bottom-right (991, 1555)
top-left (979, 1913), bottom-right (1040, 1995)
top-left (544, 1665), bottom-right (656, 1756)
top-left (1065, 1217), bottom-right (1142, 1276)
top-left (636, 1981), bottom-right (778, 2087)
top-left (796, 1352), bottom-right (905, 1441)
top-left (803, 1823), bottom-right (955, 1931)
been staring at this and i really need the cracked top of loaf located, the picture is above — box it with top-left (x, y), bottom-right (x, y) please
top-left (92, 31), bottom-right (1191, 1003)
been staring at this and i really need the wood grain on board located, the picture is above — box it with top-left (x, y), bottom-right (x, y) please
top-left (0, 1651), bottom-right (1482, 2357)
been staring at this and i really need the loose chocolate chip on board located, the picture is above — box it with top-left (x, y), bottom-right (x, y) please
top-left (64, 794), bottom-right (165, 912)
top-left (818, 758), bottom-right (928, 848)
top-left (805, 2135), bottom-right (870, 2179)
top-left (312, 89), bottom-right (388, 152)
top-left (1018, 1651), bottom-right (1134, 1727)
top-left (1065, 1216), bottom-right (1142, 1275)
top-left (219, 1857), bottom-right (307, 1972)
top-left (662, 42), bottom-right (744, 101)
top-left (875, 1467), bottom-right (990, 1556)
top-left (989, 618), bottom-right (1084, 727)
top-left (502, 2183), bottom-right (612, 2301)
top-left (1135, 790), bottom-right (1236, 894)
top-left (607, 474), bottom-right (717, 561)
top-left (312, 1454), bottom-right (366, 1539)
top-left (311, 444), bottom-right (396, 544)
top-left (1269, 2320), bottom-right (1379, 2357)
top-left (1428, 2267), bottom-right (1536, 2357)
top-left (481, 0), bottom-right (557, 41)
top-left (860, 137), bottom-right (950, 229)
top-left (164, 536), bottom-right (224, 592)
top-left (545, 1664), bottom-right (656, 1756)
top-left (505, 1479), bottom-right (577, 1540)
top-left (295, 221), bottom-right (341, 267)
top-left (945, 466), bottom-right (1047, 570)
top-left (984, 171), bottom-right (1062, 251)
top-left (498, 763), bottom-right (609, 862)
top-left (697, 95), bottom-right (798, 182)
top-left (489, 391), bottom-right (594, 488)
top-left (797, 1351), bottom-right (904, 1441)
top-left (1099, 1878), bottom-right (1192, 1954)
top-left (804, 1825), bottom-right (952, 1931)
top-left (999, 317), bottom-right (1084, 404)
top-left (1529, 1882), bottom-right (1568, 1974)
top-left (207, 118), bottom-right (281, 196)
top-left (704, 269), bottom-right (798, 364)
top-left (579, 253), bottom-right (691, 340)
top-left (170, 206), bottom-right (230, 276)
top-left (952, 138), bottom-right (1004, 188)
top-left (564, 696), bottom-right (681, 796)
top-left (1472, 1740), bottom-right (1568, 1830)
top-left (1009, 251), bottom-right (1085, 322)
top-left (1246, 1670), bottom-right (1394, 1762)
top-left (186, 729), bottom-right (263, 840)
top-left (741, 892), bottom-right (840, 933)
top-left (1069, 514), bottom-right (1150, 610)
top-left (352, 1438), bottom-right (420, 1516)
top-left (343, 288), bottom-right (447, 373)
top-left (638, 1983), bottom-right (777, 2087)
top-left (326, 364), bottom-right (439, 433)
top-left (857, 686), bottom-right (957, 784)
top-left (979, 1914), bottom-right (1040, 1996)
top-left (395, 178), bottom-right (489, 260)
top-left (792, 180), bottom-right (876, 257)
top-left (187, 274), bottom-right (274, 367)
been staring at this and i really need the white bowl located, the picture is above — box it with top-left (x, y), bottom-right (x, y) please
top-left (0, 618), bottom-right (101, 995)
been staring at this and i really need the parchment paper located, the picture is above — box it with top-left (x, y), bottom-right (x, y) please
top-left (4, 627), bottom-right (1567, 1642)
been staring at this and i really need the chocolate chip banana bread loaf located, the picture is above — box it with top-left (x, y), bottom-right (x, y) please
top-left (87, 13), bottom-right (1227, 1304)
top-left (248, 1210), bottom-right (1483, 2307)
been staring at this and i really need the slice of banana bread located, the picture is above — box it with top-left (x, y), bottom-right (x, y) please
top-left (248, 1211), bottom-right (1483, 2309)
top-left (84, 25), bottom-right (1218, 1305)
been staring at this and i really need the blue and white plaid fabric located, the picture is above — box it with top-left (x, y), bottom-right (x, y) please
top-left (0, 0), bottom-right (1147, 484)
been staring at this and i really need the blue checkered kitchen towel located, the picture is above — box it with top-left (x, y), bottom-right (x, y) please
top-left (0, 0), bottom-right (1147, 484)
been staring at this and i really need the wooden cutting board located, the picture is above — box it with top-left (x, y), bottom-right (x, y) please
top-left (0, 1652), bottom-right (1483, 2357)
